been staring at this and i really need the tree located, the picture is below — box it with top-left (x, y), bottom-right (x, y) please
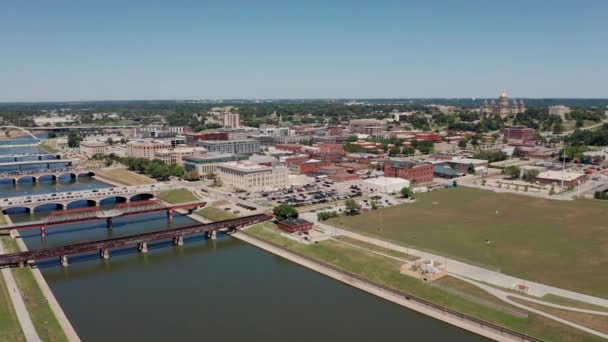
top-left (317, 211), bottom-right (339, 221)
top-left (467, 163), bottom-right (476, 175)
top-left (185, 170), bottom-right (200, 181)
top-left (400, 186), bottom-right (413, 198)
top-left (370, 200), bottom-right (378, 210)
top-left (344, 199), bottom-right (361, 215)
top-left (273, 204), bottom-right (299, 221)
top-left (402, 146), bottom-right (415, 156)
top-left (522, 169), bottom-right (540, 182)
top-left (458, 138), bottom-right (467, 149)
top-left (503, 165), bottom-right (521, 179)
top-left (106, 137), bottom-right (114, 145)
top-left (67, 130), bottom-right (82, 148)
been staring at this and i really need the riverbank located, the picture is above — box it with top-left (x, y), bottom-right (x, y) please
top-left (239, 222), bottom-right (603, 341)
top-left (232, 230), bottom-right (521, 342)
top-left (184, 211), bottom-right (532, 341)
top-left (1, 215), bottom-right (80, 341)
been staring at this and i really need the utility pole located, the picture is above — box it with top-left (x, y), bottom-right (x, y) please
top-left (561, 143), bottom-right (567, 191)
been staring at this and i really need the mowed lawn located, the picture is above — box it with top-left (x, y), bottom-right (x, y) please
top-left (95, 168), bottom-right (156, 185)
top-left (328, 187), bottom-right (608, 298)
top-left (157, 189), bottom-right (198, 204)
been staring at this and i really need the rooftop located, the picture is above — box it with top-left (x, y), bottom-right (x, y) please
top-left (277, 218), bottom-right (313, 227)
top-left (183, 152), bottom-right (240, 162)
top-left (537, 170), bottom-right (586, 182)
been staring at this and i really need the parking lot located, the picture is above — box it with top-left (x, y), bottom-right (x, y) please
top-left (258, 181), bottom-right (363, 208)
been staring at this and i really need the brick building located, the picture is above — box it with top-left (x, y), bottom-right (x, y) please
top-left (504, 126), bottom-right (535, 145)
top-left (314, 143), bottom-right (345, 154)
top-left (274, 144), bottom-right (303, 153)
top-left (277, 219), bottom-right (313, 233)
top-left (298, 160), bottom-right (332, 174)
top-left (383, 159), bottom-right (433, 185)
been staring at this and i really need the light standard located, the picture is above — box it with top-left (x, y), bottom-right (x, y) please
top-left (561, 143), bottom-right (567, 191)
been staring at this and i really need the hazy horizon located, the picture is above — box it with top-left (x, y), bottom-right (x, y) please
top-left (1, 1), bottom-right (607, 101)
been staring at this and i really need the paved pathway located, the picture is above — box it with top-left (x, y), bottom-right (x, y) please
top-left (0, 240), bottom-right (41, 342)
top-left (318, 222), bottom-right (608, 308)
top-left (450, 274), bottom-right (608, 339)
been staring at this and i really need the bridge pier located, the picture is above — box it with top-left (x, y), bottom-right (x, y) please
top-left (106, 217), bottom-right (113, 229)
top-left (167, 209), bottom-right (173, 221)
top-left (40, 226), bottom-right (46, 237)
top-left (173, 235), bottom-right (184, 246)
top-left (100, 248), bottom-right (110, 260)
top-left (205, 230), bottom-right (217, 240)
top-left (9, 230), bottom-right (17, 238)
top-left (138, 242), bottom-right (148, 253)
top-left (59, 255), bottom-right (69, 267)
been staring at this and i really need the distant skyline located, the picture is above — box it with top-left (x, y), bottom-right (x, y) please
top-left (1, 0), bottom-right (607, 102)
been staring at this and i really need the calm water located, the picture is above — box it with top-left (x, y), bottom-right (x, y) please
top-left (3, 136), bottom-right (486, 341)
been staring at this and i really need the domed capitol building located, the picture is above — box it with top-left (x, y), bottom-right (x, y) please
top-left (481, 91), bottom-right (526, 117)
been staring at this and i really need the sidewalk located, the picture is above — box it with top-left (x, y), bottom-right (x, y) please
top-left (0, 239), bottom-right (41, 342)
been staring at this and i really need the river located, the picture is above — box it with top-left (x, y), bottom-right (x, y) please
top-left (2, 135), bottom-right (486, 341)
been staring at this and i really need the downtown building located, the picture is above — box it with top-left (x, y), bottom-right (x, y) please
top-left (504, 126), bottom-right (535, 146)
top-left (182, 153), bottom-right (248, 176)
top-left (195, 139), bottom-right (261, 155)
top-left (217, 161), bottom-right (288, 192)
top-left (126, 140), bottom-right (173, 159)
top-left (383, 158), bottom-right (434, 185)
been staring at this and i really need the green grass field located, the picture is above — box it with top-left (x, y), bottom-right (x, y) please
top-left (196, 206), bottom-right (237, 221)
top-left (510, 297), bottom-right (608, 334)
top-left (0, 272), bottom-right (25, 342)
top-left (0, 237), bottom-right (67, 342)
top-left (157, 189), bottom-right (198, 204)
top-left (38, 143), bottom-right (60, 153)
top-left (95, 168), bottom-right (156, 185)
top-left (245, 223), bottom-right (603, 342)
top-left (327, 187), bottom-right (608, 298)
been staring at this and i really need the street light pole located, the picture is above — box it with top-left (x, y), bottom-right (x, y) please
top-left (561, 143), bottom-right (567, 191)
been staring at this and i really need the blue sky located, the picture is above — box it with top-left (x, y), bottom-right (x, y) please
top-left (1, 0), bottom-right (607, 101)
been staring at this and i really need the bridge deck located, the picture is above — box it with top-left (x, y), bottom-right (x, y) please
top-left (0, 159), bottom-right (74, 167)
top-left (0, 201), bottom-right (206, 232)
top-left (0, 214), bottom-right (272, 267)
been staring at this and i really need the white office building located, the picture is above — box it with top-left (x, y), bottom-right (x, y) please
top-left (217, 161), bottom-right (288, 192)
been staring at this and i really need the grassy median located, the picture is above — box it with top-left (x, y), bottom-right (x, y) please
top-left (245, 223), bottom-right (604, 342)
top-left (327, 187), bottom-right (608, 298)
